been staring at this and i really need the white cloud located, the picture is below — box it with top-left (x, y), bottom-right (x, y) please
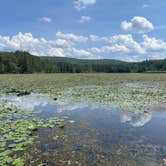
top-left (39, 17), bottom-right (52, 23)
top-left (110, 34), bottom-right (145, 54)
top-left (0, 32), bottom-right (166, 61)
top-left (89, 35), bottom-right (109, 42)
top-left (0, 32), bottom-right (97, 59)
top-left (121, 16), bottom-right (154, 33)
top-left (91, 34), bottom-right (145, 57)
top-left (79, 16), bottom-right (91, 23)
top-left (55, 39), bottom-right (74, 47)
top-left (56, 32), bottom-right (88, 42)
top-left (91, 45), bottom-right (129, 54)
top-left (74, 0), bottom-right (96, 10)
top-left (142, 35), bottom-right (166, 51)
top-left (66, 47), bottom-right (96, 58)
top-left (91, 34), bottom-right (166, 61)
top-left (47, 48), bottom-right (66, 57)
top-left (56, 32), bottom-right (108, 43)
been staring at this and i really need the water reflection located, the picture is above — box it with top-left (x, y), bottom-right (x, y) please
top-left (120, 112), bottom-right (152, 127)
top-left (1, 93), bottom-right (166, 165)
top-left (0, 94), bottom-right (156, 128)
top-left (1, 93), bottom-right (56, 111)
top-left (25, 103), bottom-right (166, 166)
top-left (57, 102), bottom-right (89, 112)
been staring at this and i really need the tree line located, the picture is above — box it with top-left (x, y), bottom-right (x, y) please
top-left (0, 51), bottom-right (166, 73)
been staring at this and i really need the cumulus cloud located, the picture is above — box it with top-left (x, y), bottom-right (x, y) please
top-left (0, 32), bottom-right (166, 61)
top-left (0, 32), bottom-right (97, 59)
top-left (110, 34), bottom-right (145, 54)
top-left (142, 35), bottom-right (166, 51)
top-left (89, 35), bottom-right (109, 42)
top-left (91, 34), bottom-right (145, 55)
top-left (79, 16), bottom-right (91, 23)
top-left (91, 34), bottom-right (166, 61)
top-left (121, 16), bottom-right (154, 33)
top-left (91, 45), bottom-right (129, 54)
top-left (74, 0), bottom-right (96, 10)
top-left (55, 39), bottom-right (74, 47)
top-left (66, 47), bottom-right (95, 58)
top-left (39, 17), bottom-right (52, 23)
top-left (56, 32), bottom-right (88, 42)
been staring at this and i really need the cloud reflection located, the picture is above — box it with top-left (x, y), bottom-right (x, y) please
top-left (1, 94), bottom-right (56, 111)
top-left (120, 112), bottom-right (152, 127)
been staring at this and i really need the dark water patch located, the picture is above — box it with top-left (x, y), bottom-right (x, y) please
top-left (24, 103), bottom-right (166, 166)
top-left (1, 94), bottom-right (166, 165)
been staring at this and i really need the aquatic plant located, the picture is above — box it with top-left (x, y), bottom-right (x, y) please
top-left (0, 99), bottom-right (74, 165)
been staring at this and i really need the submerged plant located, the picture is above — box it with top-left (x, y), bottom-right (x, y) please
top-left (0, 99), bottom-right (74, 165)
top-left (0, 73), bottom-right (165, 165)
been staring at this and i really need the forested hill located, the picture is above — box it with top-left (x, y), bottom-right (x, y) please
top-left (41, 56), bottom-right (124, 64)
top-left (0, 51), bottom-right (166, 73)
top-left (0, 51), bottom-right (57, 73)
top-left (42, 56), bottom-right (166, 73)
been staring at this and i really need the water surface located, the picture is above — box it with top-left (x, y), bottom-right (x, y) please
top-left (1, 94), bottom-right (166, 166)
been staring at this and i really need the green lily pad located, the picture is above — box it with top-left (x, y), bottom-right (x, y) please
top-left (12, 158), bottom-right (25, 166)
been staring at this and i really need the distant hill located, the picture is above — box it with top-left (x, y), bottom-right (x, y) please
top-left (41, 56), bottom-right (166, 73)
top-left (0, 51), bottom-right (166, 73)
top-left (41, 56), bottom-right (124, 65)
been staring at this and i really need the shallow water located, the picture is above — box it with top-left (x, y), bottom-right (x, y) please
top-left (1, 93), bottom-right (57, 112)
top-left (1, 94), bottom-right (166, 165)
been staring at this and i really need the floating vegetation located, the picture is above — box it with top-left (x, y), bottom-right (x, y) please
top-left (0, 74), bottom-right (166, 165)
top-left (0, 95), bottom-right (75, 165)
top-left (59, 82), bottom-right (166, 114)
top-left (1, 74), bottom-right (165, 114)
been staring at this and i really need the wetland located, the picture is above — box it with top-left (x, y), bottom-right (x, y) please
top-left (0, 73), bottom-right (166, 166)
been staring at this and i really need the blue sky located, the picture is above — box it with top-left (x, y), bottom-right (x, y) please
top-left (0, 0), bottom-right (166, 61)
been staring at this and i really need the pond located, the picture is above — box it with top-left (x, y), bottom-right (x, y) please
top-left (0, 93), bottom-right (166, 166)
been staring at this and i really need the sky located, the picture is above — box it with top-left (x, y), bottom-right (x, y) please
top-left (0, 0), bottom-right (166, 61)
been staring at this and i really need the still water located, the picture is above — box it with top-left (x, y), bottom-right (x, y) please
top-left (1, 94), bottom-right (166, 166)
